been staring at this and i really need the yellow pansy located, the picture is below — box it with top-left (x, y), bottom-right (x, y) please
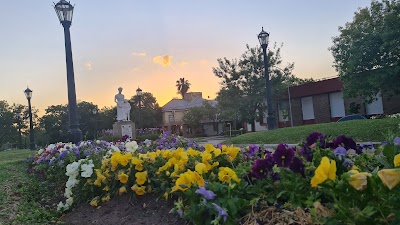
top-left (162, 150), bottom-right (173, 159)
top-left (187, 148), bottom-right (200, 157)
top-left (187, 170), bottom-right (205, 187)
top-left (101, 194), bottom-right (111, 202)
top-left (119, 153), bottom-right (133, 166)
top-left (394, 154), bottom-right (400, 167)
top-left (172, 173), bottom-right (193, 192)
top-left (218, 167), bottom-right (241, 183)
top-left (111, 152), bottom-right (122, 167)
top-left (205, 144), bottom-right (215, 153)
top-left (119, 186), bottom-right (127, 195)
top-left (311, 157), bottom-right (337, 187)
top-left (103, 186), bottom-right (110, 191)
top-left (195, 162), bottom-right (208, 174)
top-left (213, 148), bottom-right (222, 157)
top-left (378, 169), bottom-right (400, 190)
top-left (90, 197), bottom-right (100, 207)
top-left (347, 170), bottom-right (371, 191)
top-left (131, 184), bottom-right (146, 196)
top-left (222, 145), bottom-right (240, 162)
top-left (202, 152), bottom-right (212, 163)
top-left (118, 172), bottom-right (129, 184)
top-left (101, 159), bottom-right (109, 169)
top-left (135, 171), bottom-right (148, 185)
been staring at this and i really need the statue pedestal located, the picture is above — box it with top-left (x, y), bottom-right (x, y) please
top-left (113, 121), bottom-right (136, 140)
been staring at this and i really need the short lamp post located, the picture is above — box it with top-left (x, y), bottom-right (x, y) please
top-left (227, 122), bottom-right (232, 138)
top-left (54, 0), bottom-right (82, 143)
top-left (24, 87), bottom-right (35, 150)
top-left (136, 87), bottom-right (143, 132)
top-left (258, 27), bottom-right (275, 130)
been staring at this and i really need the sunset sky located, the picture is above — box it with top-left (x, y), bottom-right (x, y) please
top-left (0, 1), bottom-right (371, 115)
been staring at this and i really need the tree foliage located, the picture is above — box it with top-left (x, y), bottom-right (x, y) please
top-left (213, 44), bottom-right (306, 131)
top-left (176, 77), bottom-right (191, 99)
top-left (129, 92), bottom-right (162, 128)
top-left (182, 101), bottom-right (218, 134)
top-left (330, 0), bottom-right (400, 100)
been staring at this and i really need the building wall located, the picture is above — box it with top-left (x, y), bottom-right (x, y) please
top-left (290, 98), bottom-right (303, 126)
top-left (344, 96), bottom-right (366, 115)
top-left (313, 94), bottom-right (331, 124)
top-left (382, 94), bottom-right (400, 115)
top-left (162, 110), bottom-right (185, 125)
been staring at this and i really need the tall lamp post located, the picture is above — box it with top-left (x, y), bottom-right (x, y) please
top-left (24, 87), bottom-right (35, 150)
top-left (258, 27), bottom-right (275, 130)
top-left (54, 0), bottom-right (82, 143)
top-left (136, 87), bottom-right (143, 133)
top-left (92, 108), bottom-right (98, 140)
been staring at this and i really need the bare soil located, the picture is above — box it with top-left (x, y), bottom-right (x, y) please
top-left (62, 194), bottom-right (189, 225)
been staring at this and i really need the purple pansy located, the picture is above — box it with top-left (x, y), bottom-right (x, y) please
top-left (273, 144), bottom-right (294, 167)
top-left (334, 146), bottom-right (347, 160)
top-left (332, 135), bottom-right (357, 150)
top-left (195, 186), bottom-right (216, 200)
top-left (251, 155), bottom-right (275, 179)
top-left (394, 137), bottom-right (400, 146)
top-left (289, 157), bottom-right (305, 177)
top-left (212, 203), bottom-right (228, 222)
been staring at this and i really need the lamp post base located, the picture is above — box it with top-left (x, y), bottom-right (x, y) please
top-left (68, 128), bottom-right (83, 144)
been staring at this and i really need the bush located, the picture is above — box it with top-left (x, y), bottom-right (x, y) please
top-left (136, 134), bottom-right (159, 142)
top-left (224, 130), bottom-right (246, 137)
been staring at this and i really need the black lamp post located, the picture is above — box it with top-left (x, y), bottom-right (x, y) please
top-left (258, 27), bottom-right (275, 130)
top-left (54, 0), bottom-right (82, 143)
top-left (24, 87), bottom-right (35, 150)
top-left (92, 108), bottom-right (98, 140)
top-left (136, 87), bottom-right (143, 132)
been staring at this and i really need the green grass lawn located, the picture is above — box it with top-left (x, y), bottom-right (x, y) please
top-left (226, 117), bottom-right (400, 144)
top-left (0, 150), bottom-right (59, 225)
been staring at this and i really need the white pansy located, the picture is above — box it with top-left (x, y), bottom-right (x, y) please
top-left (37, 149), bottom-right (44, 155)
top-left (96, 140), bottom-right (101, 144)
top-left (65, 162), bottom-right (80, 177)
top-left (143, 139), bottom-right (152, 147)
top-left (111, 145), bottom-right (120, 152)
top-left (47, 144), bottom-right (56, 150)
top-left (66, 197), bottom-right (73, 206)
top-left (125, 141), bottom-right (139, 152)
top-left (66, 177), bottom-right (79, 189)
top-left (57, 202), bottom-right (65, 211)
top-left (81, 163), bottom-right (95, 178)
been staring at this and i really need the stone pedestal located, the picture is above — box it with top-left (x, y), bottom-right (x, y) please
top-left (113, 121), bottom-right (136, 140)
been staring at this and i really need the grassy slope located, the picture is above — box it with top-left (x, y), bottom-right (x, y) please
top-left (0, 150), bottom-right (59, 224)
top-left (227, 118), bottom-right (400, 144)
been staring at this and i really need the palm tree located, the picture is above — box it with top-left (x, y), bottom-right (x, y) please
top-left (176, 77), bottom-right (190, 99)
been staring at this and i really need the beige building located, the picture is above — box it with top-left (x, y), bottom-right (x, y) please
top-left (161, 92), bottom-right (223, 137)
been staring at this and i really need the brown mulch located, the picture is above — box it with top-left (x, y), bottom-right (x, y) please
top-left (61, 194), bottom-right (189, 225)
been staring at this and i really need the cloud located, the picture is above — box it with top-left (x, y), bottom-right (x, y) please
top-left (179, 61), bottom-right (188, 67)
top-left (84, 62), bottom-right (93, 71)
top-left (153, 55), bottom-right (172, 67)
top-left (132, 52), bottom-right (146, 56)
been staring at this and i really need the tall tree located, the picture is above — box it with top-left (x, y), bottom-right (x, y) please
top-left (330, 0), bottom-right (400, 100)
top-left (213, 44), bottom-right (303, 131)
top-left (129, 92), bottom-right (162, 128)
top-left (176, 77), bottom-right (191, 98)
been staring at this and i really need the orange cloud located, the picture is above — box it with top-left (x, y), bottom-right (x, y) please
top-left (132, 52), bottom-right (146, 56)
top-left (153, 55), bottom-right (172, 67)
top-left (179, 61), bottom-right (188, 67)
top-left (84, 62), bottom-right (93, 71)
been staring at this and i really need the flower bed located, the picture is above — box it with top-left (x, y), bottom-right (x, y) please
top-left (30, 131), bottom-right (400, 225)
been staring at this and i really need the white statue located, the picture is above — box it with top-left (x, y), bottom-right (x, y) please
top-left (115, 87), bottom-right (131, 121)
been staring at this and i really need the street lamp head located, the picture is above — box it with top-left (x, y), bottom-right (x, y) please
top-left (92, 108), bottom-right (98, 114)
top-left (136, 87), bottom-right (143, 96)
top-left (24, 87), bottom-right (32, 100)
top-left (54, 0), bottom-right (74, 26)
top-left (258, 27), bottom-right (270, 48)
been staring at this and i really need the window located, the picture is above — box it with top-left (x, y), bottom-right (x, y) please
top-left (366, 92), bottom-right (384, 115)
top-left (168, 114), bottom-right (175, 123)
top-left (301, 96), bottom-right (315, 120)
top-left (329, 92), bottom-right (345, 118)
